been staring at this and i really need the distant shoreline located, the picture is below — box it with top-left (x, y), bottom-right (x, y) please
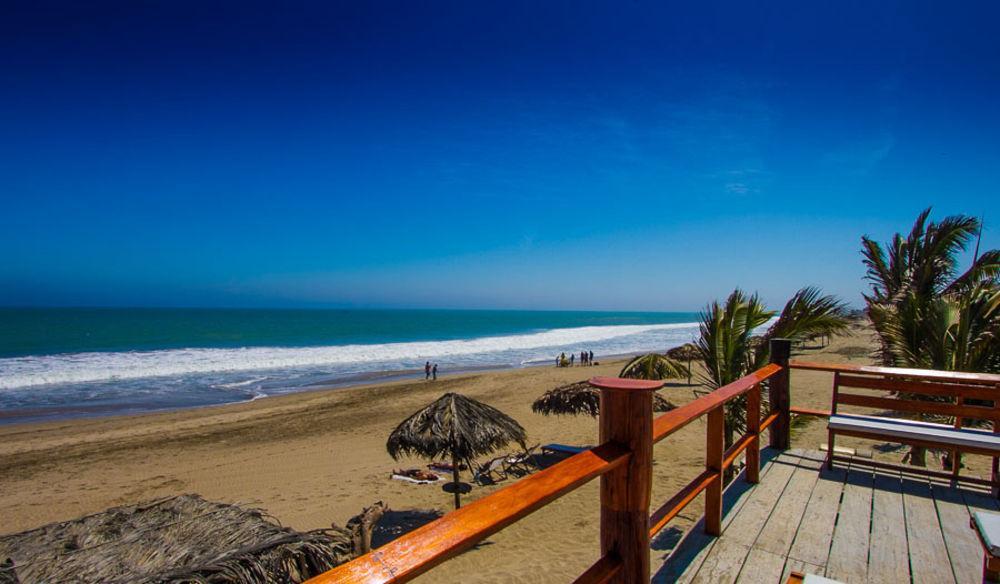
top-left (1, 308), bottom-right (701, 425)
top-left (0, 348), bottom-right (658, 427)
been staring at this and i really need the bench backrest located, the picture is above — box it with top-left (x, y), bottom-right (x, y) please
top-left (831, 372), bottom-right (1000, 427)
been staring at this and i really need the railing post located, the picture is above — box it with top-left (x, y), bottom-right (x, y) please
top-left (590, 376), bottom-right (662, 584)
top-left (746, 383), bottom-right (761, 484)
top-left (705, 405), bottom-right (724, 536)
top-left (768, 338), bottom-right (792, 450)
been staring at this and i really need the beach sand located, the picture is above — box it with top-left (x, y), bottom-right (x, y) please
top-left (1, 325), bottom-right (993, 582)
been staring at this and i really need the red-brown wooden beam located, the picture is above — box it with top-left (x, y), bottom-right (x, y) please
top-left (648, 469), bottom-right (717, 537)
top-left (652, 364), bottom-right (782, 443)
top-left (572, 554), bottom-right (623, 584)
top-left (305, 441), bottom-right (629, 584)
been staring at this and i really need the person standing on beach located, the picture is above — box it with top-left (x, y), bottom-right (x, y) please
top-left (432, 363), bottom-right (438, 380)
top-left (570, 353), bottom-right (575, 366)
top-left (589, 350), bottom-right (594, 364)
top-left (425, 361), bottom-right (431, 380)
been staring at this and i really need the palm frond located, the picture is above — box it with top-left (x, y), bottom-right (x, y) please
top-left (619, 353), bottom-right (687, 380)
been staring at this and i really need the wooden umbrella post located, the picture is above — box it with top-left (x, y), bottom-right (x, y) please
top-left (452, 453), bottom-right (461, 509)
top-left (589, 376), bottom-right (663, 583)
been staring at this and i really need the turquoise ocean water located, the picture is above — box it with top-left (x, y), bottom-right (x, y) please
top-left (0, 308), bottom-right (700, 424)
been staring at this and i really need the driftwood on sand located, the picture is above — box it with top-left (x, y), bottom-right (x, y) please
top-left (0, 494), bottom-right (387, 584)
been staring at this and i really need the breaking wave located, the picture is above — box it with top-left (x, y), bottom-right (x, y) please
top-left (0, 323), bottom-right (699, 390)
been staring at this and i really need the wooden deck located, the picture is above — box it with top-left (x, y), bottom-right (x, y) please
top-left (653, 448), bottom-right (998, 583)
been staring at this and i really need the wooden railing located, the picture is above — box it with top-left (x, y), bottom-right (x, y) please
top-left (647, 360), bottom-right (783, 538)
top-left (305, 339), bottom-right (793, 584)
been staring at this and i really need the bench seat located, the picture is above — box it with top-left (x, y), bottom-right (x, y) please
top-left (829, 414), bottom-right (1000, 452)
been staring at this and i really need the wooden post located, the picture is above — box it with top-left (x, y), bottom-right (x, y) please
top-left (990, 418), bottom-right (1000, 499)
top-left (745, 383), bottom-right (761, 484)
top-left (451, 451), bottom-right (461, 509)
top-left (590, 376), bottom-right (662, 584)
top-left (705, 405), bottom-right (725, 535)
top-left (827, 372), bottom-right (839, 470)
top-left (768, 338), bottom-right (792, 450)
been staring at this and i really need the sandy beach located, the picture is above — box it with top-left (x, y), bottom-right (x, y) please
top-left (2, 325), bottom-right (993, 582)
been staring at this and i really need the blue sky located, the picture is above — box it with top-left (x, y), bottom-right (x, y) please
top-left (1, 1), bottom-right (998, 311)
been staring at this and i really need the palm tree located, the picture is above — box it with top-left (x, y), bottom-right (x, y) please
top-left (868, 284), bottom-right (1000, 373)
top-left (863, 209), bottom-right (1000, 371)
top-left (619, 353), bottom-right (687, 380)
top-left (695, 288), bottom-right (850, 471)
top-left (862, 210), bottom-right (1000, 466)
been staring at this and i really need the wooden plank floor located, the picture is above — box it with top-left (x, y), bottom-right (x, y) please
top-left (652, 449), bottom-right (997, 583)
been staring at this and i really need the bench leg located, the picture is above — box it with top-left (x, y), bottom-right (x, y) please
top-left (993, 456), bottom-right (999, 499)
top-left (827, 429), bottom-right (835, 470)
top-left (985, 554), bottom-right (1000, 582)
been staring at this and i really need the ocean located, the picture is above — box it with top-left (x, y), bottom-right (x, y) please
top-left (0, 308), bottom-right (701, 424)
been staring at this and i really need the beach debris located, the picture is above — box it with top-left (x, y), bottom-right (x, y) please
top-left (338, 501), bottom-right (386, 556)
top-left (532, 381), bottom-right (676, 417)
top-left (387, 392), bottom-right (526, 509)
top-left (0, 494), bottom-right (378, 583)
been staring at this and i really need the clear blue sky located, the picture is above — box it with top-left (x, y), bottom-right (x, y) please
top-left (1, 1), bottom-right (998, 311)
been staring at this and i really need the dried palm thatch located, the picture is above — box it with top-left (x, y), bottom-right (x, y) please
top-left (387, 392), bottom-right (526, 509)
top-left (665, 343), bottom-right (699, 362)
top-left (0, 494), bottom-right (370, 584)
top-left (532, 381), bottom-right (676, 417)
top-left (666, 343), bottom-right (700, 384)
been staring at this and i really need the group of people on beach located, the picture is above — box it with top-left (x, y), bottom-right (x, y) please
top-left (424, 361), bottom-right (438, 380)
top-left (556, 350), bottom-right (595, 367)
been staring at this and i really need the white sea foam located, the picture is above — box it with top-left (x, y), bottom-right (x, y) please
top-left (214, 376), bottom-right (270, 389)
top-left (0, 323), bottom-right (698, 390)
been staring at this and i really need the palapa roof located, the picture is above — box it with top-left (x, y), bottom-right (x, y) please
top-left (532, 381), bottom-right (677, 417)
top-left (0, 494), bottom-right (352, 584)
top-left (666, 343), bottom-right (700, 361)
top-left (386, 392), bottom-right (527, 462)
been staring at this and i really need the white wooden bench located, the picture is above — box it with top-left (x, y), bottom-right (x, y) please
top-left (826, 372), bottom-right (1000, 489)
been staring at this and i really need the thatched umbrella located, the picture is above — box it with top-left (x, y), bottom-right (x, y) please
top-left (387, 392), bottom-right (526, 509)
top-left (0, 494), bottom-right (358, 584)
top-left (532, 381), bottom-right (676, 417)
top-left (666, 343), bottom-right (700, 384)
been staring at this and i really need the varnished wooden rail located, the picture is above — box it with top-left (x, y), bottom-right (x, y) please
top-left (307, 378), bottom-right (661, 584)
top-left (308, 341), bottom-right (795, 584)
top-left (307, 441), bottom-right (629, 583)
top-left (646, 345), bottom-right (788, 539)
top-left (309, 443), bottom-right (630, 584)
top-left (573, 553), bottom-right (623, 584)
top-left (651, 363), bottom-right (783, 442)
